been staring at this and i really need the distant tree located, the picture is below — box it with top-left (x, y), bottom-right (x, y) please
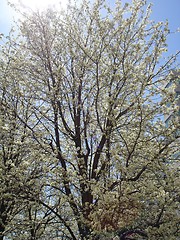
top-left (0, 0), bottom-right (179, 239)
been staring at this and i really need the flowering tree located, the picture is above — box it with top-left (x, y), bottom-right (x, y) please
top-left (0, 0), bottom-right (179, 239)
top-left (0, 32), bottom-right (53, 239)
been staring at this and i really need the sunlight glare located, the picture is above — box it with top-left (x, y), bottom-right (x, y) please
top-left (11, 0), bottom-right (67, 10)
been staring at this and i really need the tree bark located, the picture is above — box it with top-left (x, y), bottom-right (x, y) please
top-left (0, 226), bottom-right (5, 240)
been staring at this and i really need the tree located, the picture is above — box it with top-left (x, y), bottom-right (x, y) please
top-left (0, 0), bottom-right (179, 239)
top-left (0, 31), bottom-right (53, 240)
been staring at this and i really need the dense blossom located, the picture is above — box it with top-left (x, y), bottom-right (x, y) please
top-left (0, 0), bottom-right (179, 239)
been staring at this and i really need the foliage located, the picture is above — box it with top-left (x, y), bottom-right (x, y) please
top-left (0, 0), bottom-right (179, 239)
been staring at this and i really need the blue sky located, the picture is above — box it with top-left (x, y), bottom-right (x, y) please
top-left (150, 0), bottom-right (180, 59)
top-left (0, 0), bottom-right (180, 59)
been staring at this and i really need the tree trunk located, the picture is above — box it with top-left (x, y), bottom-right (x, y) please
top-left (0, 226), bottom-right (5, 240)
top-left (0, 202), bottom-right (7, 240)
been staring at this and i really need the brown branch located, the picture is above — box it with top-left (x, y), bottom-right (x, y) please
top-left (128, 165), bottom-right (147, 181)
top-left (57, 100), bottom-right (75, 139)
top-left (116, 102), bottom-right (134, 120)
top-left (37, 200), bottom-right (78, 240)
top-left (91, 134), bottom-right (106, 179)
